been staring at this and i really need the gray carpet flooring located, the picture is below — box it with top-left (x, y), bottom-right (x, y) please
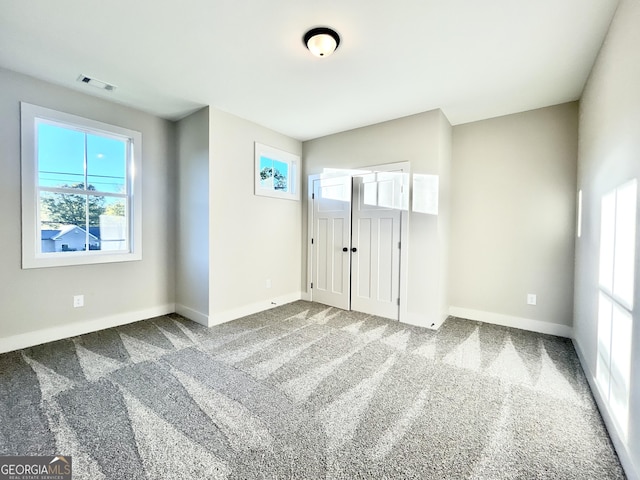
top-left (0, 301), bottom-right (626, 479)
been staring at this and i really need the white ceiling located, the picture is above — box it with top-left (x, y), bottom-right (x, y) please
top-left (0, 0), bottom-right (619, 141)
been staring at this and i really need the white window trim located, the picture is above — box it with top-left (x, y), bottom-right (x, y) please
top-left (596, 179), bottom-right (637, 440)
top-left (21, 102), bottom-right (142, 269)
top-left (254, 142), bottom-right (300, 201)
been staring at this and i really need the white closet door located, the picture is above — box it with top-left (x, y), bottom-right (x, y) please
top-left (311, 176), bottom-right (352, 310)
top-left (350, 174), bottom-right (401, 320)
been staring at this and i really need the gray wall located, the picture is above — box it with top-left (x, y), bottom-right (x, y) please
top-left (302, 110), bottom-right (452, 328)
top-left (0, 68), bottom-right (176, 342)
top-left (575, 0), bottom-right (640, 476)
top-left (176, 107), bottom-right (209, 322)
top-left (209, 108), bottom-right (302, 323)
top-left (450, 103), bottom-right (578, 334)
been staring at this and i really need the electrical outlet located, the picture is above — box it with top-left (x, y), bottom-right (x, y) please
top-left (527, 294), bottom-right (537, 306)
top-left (266, 278), bottom-right (272, 289)
top-left (73, 295), bottom-right (84, 308)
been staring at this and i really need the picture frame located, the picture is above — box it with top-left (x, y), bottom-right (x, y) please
top-left (254, 142), bottom-right (300, 201)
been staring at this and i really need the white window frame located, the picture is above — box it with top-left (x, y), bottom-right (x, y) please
top-left (596, 179), bottom-right (636, 440)
top-left (254, 142), bottom-right (300, 201)
top-left (21, 102), bottom-right (142, 269)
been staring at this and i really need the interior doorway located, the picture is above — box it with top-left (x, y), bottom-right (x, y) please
top-left (308, 163), bottom-right (408, 321)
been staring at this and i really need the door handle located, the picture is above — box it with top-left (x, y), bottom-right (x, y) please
top-left (351, 247), bottom-right (357, 253)
top-left (342, 247), bottom-right (348, 252)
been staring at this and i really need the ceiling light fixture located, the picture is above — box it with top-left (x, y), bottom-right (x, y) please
top-left (303, 27), bottom-right (340, 57)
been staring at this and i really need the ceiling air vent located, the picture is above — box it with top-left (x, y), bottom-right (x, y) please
top-left (77, 74), bottom-right (117, 92)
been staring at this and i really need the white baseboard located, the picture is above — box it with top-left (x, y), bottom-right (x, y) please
top-left (175, 303), bottom-right (209, 327)
top-left (209, 292), bottom-right (302, 326)
top-left (573, 338), bottom-right (639, 480)
top-left (448, 306), bottom-right (573, 338)
top-left (301, 291), bottom-right (312, 302)
top-left (0, 303), bottom-right (175, 354)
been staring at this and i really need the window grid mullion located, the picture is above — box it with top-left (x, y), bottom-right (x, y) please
top-left (38, 186), bottom-right (127, 198)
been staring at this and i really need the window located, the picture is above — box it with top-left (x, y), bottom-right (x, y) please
top-left (254, 142), bottom-right (300, 200)
top-left (596, 179), bottom-right (637, 439)
top-left (21, 103), bottom-right (142, 268)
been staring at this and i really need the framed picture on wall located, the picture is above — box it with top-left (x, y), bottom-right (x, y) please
top-left (254, 142), bottom-right (300, 200)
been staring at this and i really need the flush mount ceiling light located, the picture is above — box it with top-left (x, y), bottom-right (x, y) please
top-left (303, 27), bottom-right (340, 57)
